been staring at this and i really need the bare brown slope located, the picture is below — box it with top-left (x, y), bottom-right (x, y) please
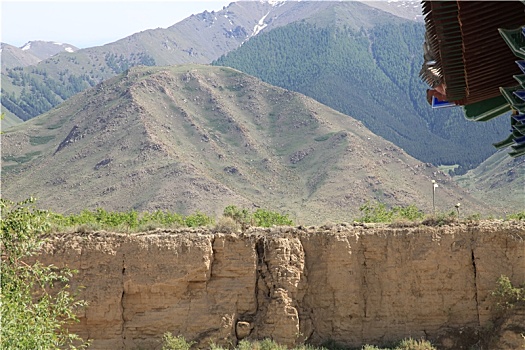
top-left (1, 65), bottom-right (489, 223)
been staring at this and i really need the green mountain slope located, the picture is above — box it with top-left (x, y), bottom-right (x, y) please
top-left (212, 18), bottom-right (508, 169)
top-left (1, 65), bottom-right (490, 223)
top-left (1, 106), bottom-right (23, 129)
top-left (455, 151), bottom-right (525, 211)
top-left (1, 43), bottom-right (41, 72)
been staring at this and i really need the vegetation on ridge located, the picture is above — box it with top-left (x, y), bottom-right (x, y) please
top-left (0, 198), bottom-right (297, 234)
top-left (223, 205), bottom-right (294, 229)
top-left (356, 201), bottom-right (424, 223)
top-left (3, 197), bottom-right (524, 236)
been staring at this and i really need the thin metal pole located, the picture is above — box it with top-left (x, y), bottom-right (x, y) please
top-left (432, 180), bottom-right (436, 215)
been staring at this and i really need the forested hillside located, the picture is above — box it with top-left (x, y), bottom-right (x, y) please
top-left (0, 52), bottom-right (155, 121)
top-left (213, 21), bottom-right (508, 169)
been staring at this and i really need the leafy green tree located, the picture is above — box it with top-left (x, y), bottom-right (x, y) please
top-left (491, 275), bottom-right (525, 311)
top-left (184, 212), bottom-right (214, 227)
top-left (253, 208), bottom-right (294, 227)
top-left (0, 198), bottom-right (88, 349)
top-left (223, 205), bottom-right (252, 226)
top-left (356, 201), bottom-right (424, 223)
top-left (223, 205), bottom-right (294, 227)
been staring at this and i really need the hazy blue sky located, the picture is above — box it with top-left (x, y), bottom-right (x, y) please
top-left (2, 1), bottom-right (232, 48)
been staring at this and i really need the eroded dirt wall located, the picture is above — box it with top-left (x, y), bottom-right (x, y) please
top-left (39, 222), bottom-right (525, 349)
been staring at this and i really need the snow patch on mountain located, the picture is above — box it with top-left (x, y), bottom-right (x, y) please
top-left (224, 15), bottom-right (234, 26)
top-left (21, 42), bottom-right (31, 51)
top-left (65, 47), bottom-right (74, 53)
top-left (267, 0), bottom-right (286, 6)
top-left (251, 0), bottom-right (286, 36)
top-left (252, 12), bottom-right (270, 36)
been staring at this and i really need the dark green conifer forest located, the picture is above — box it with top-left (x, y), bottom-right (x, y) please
top-left (214, 21), bottom-right (508, 170)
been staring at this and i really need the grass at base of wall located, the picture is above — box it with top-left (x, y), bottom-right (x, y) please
top-left (161, 336), bottom-right (437, 350)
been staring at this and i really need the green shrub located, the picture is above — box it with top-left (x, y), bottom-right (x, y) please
top-left (507, 211), bottom-right (525, 220)
top-left (260, 339), bottom-right (288, 350)
top-left (140, 210), bottom-right (184, 228)
top-left (491, 275), bottom-right (525, 311)
top-left (162, 333), bottom-right (195, 350)
top-left (356, 201), bottom-right (424, 223)
top-left (184, 212), bottom-right (214, 227)
top-left (224, 205), bottom-right (252, 226)
top-left (214, 216), bottom-right (241, 233)
top-left (394, 338), bottom-right (436, 350)
top-left (253, 208), bottom-right (294, 227)
top-left (52, 208), bottom-right (141, 230)
top-left (421, 210), bottom-right (457, 226)
top-left (207, 339), bottom-right (435, 350)
top-left (223, 205), bottom-right (294, 228)
top-left (465, 213), bottom-right (481, 221)
top-left (0, 198), bottom-right (88, 349)
top-left (359, 339), bottom-right (436, 350)
top-left (49, 208), bottom-right (212, 232)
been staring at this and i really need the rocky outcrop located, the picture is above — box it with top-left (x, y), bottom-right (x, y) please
top-left (39, 221), bottom-right (525, 349)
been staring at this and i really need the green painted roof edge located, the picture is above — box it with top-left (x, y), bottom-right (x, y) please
top-left (493, 133), bottom-right (515, 149)
top-left (499, 27), bottom-right (525, 60)
top-left (463, 95), bottom-right (511, 121)
top-left (510, 143), bottom-right (525, 157)
top-left (514, 74), bottom-right (525, 88)
top-left (500, 86), bottom-right (525, 111)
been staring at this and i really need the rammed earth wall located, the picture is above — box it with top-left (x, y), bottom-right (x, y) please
top-left (39, 222), bottom-right (525, 349)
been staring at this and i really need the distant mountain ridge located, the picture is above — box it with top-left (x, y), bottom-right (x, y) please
top-left (1, 65), bottom-right (491, 222)
top-left (19, 40), bottom-right (79, 60)
top-left (360, 1), bottom-right (423, 22)
top-left (1, 43), bottom-right (40, 71)
top-left (1, 41), bottom-right (79, 72)
top-left (456, 151), bottom-right (525, 210)
top-left (0, 1), bottom-right (421, 125)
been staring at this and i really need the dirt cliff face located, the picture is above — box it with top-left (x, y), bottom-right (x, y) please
top-left (39, 222), bottom-right (525, 349)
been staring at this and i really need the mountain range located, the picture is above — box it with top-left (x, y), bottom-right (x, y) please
top-left (0, 1), bottom-right (423, 122)
top-left (0, 1), bottom-right (507, 171)
top-left (212, 7), bottom-right (509, 170)
top-left (1, 41), bottom-right (79, 128)
top-left (1, 41), bottom-right (79, 72)
top-left (1, 1), bottom-right (521, 218)
top-left (1, 65), bottom-right (492, 223)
